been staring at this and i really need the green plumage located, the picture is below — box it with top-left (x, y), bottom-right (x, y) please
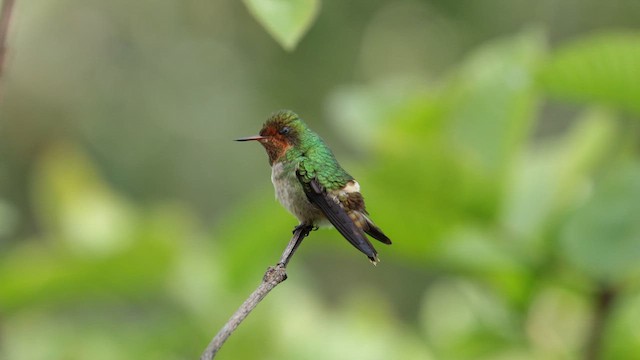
top-left (288, 129), bottom-right (354, 191)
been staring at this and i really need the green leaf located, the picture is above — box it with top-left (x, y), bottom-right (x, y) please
top-left (539, 32), bottom-right (640, 115)
top-left (561, 162), bottom-right (640, 283)
top-left (244, 0), bottom-right (320, 51)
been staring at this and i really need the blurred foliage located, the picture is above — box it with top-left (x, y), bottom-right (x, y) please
top-left (539, 32), bottom-right (640, 115)
top-left (2, 1), bottom-right (640, 359)
top-left (244, 0), bottom-right (320, 51)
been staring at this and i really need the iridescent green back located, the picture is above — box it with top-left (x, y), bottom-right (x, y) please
top-left (278, 113), bottom-right (353, 191)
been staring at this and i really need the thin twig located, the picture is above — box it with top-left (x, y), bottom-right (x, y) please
top-left (200, 225), bottom-right (312, 360)
top-left (584, 285), bottom-right (617, 360)
top-left (0, 0), bottom-right (16, 98)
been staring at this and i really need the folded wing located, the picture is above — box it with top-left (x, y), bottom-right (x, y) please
top-left (296, 169), bottom-right (379, 263)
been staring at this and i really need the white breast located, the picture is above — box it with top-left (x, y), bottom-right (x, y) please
top-left (270, 162), bottom-right (323, 224)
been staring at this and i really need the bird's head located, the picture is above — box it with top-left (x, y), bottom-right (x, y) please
top-left (236, 110), bottom-right (307, 164)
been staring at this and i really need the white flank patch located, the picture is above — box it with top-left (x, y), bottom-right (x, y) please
top-left (343, 180), bottom-right (360, 193)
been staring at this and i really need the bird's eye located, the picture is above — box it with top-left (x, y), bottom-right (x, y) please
top-left (279, 127), bottom-right (290, 135)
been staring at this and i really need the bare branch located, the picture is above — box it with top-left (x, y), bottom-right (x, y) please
top-left (0, 0), bottom-right (16, 99)
top-left (200, 225), bottom-right (312, 360)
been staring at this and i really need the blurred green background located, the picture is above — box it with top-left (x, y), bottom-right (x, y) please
top-left (1, 0), bottom-right (640, 359)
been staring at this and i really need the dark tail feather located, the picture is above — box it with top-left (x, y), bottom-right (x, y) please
top-left (363, 217), bottom-right (392, 245)
top-left (360, 236), bottom-right (380, 265)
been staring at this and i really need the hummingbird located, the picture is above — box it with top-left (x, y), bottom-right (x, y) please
top-left (236, 110), bottom-right (391, 264)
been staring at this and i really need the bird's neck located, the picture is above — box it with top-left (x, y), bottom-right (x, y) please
top-left (262, 141), bottom-right (290, 165)
top-left (267, 134), bottom-right (312, 165)
top-left (266, 145), bottom-right (296, 166)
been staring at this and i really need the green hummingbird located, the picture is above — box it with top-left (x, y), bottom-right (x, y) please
top-left (236, 110), bottom-right (391, 264)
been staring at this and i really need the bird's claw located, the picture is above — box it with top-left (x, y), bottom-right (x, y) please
top-left (292, 224), bottom-right (314, 236)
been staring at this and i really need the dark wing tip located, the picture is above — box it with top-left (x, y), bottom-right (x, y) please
top-left (363, 220), bottom-right (392, 245)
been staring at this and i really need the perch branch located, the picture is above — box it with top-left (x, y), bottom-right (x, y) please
top-left (200, 225), bottom-right (313, 360)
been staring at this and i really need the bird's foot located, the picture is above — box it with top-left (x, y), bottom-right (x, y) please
top-left (292, 223), bottom-right (314, 234)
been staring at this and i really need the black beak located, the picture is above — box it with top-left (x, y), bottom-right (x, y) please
top-left (235, 135), bottom-right (266, 142)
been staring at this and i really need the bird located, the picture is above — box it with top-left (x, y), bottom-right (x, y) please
top-left (236, 110), bottom-right (391, 264)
